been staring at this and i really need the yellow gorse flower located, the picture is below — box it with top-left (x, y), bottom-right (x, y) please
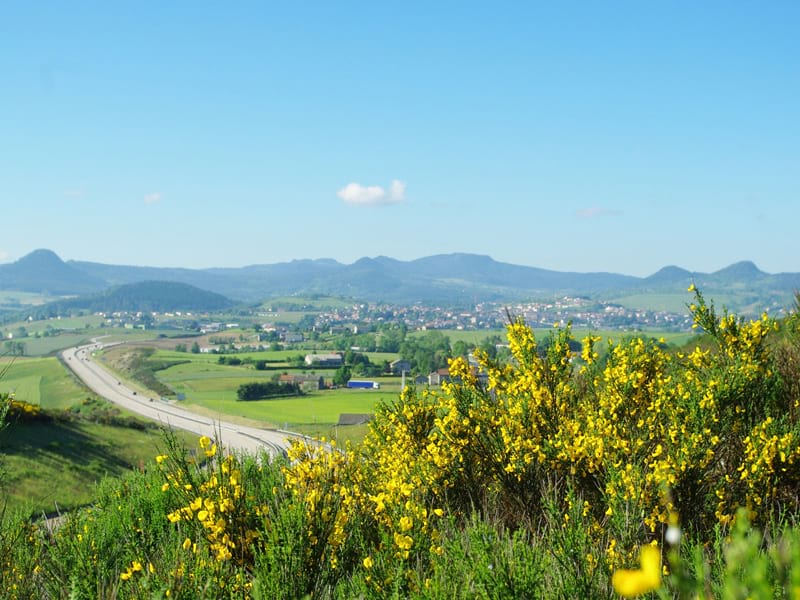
top-left (611, 545), bottom-right (661, 597)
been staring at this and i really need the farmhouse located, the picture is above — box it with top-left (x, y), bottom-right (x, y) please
top-left (304, 353), bottom-right (343, 367)
top-left (389, 359), bottom-right (412, 375)
top-left (428, 368), bottom-right (451, 386)
top-left (279, 373), bottom-right (325, 391)
top-left (428, 366), bottom-right (488, 386)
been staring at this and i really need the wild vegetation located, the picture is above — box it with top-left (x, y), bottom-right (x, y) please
top-left (2, 287), bottom-right (800, 598)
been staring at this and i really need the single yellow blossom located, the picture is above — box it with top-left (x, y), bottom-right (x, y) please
top-left (612, 545), bottom-right (661, 597)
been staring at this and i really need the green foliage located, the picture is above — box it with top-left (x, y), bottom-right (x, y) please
top-left (3, 341), bottom-right (25, 356)
top-left (399, 331), bottom-right (451, 375)
top-left (332, 365), bottom-right (352, 387)
top-left (236, 381), bottom-right (302, 401)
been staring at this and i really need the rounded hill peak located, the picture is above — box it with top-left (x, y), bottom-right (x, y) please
top-left (18, 248), bottom-right (64, 266)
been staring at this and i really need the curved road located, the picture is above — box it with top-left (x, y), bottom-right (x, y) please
top-left (60, 341), bottom-right (292, 458)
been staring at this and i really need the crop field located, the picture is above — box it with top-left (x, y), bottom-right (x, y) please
top-left (0, 356), bottom-right (89, 409)
top-left (17, 333), bottom-right (93, 356)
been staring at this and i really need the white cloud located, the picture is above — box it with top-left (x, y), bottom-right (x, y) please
top-left (575, 206), bottom-right (621, 219)
top-left (337, 179), bottom-right (406, 206)
top-left (0, 249), bottom-right (10, 263)
top-left (144, 192), bottom-right (162, 204)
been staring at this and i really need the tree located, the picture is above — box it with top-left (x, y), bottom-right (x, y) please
top-left (286, 355), bottom-right (305, 368)
top-left (452, 340), bottom-right (473, 358)
top-left (332, 365), bottom-right (352, 387)
top-left (478, 335), bottom-right (504, 360)
top-left (236, 381), bottom-right (301, 401)
top-left (4, 341), bottom-right (25, 356)
top-left (175, 344), bottom-right (188, 353)
top-left (191, 342), bottom-right (201, 354)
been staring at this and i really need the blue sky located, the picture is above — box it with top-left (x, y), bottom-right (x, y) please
top-left (1, 2), bottom-right (798, 276)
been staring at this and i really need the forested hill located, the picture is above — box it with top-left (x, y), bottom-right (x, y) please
top-left (22, 281), bottom-right (234, 317)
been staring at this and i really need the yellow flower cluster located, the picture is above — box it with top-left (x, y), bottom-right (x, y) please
top-left (6, 398), bottom-right (42, 420)
top-left (160, 437), bottom-right (259, 565)
top-left (285, 287), bottom-right (799, 583)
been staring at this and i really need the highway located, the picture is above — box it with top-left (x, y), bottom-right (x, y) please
top-left (60, 341), bottom-right (292, 458)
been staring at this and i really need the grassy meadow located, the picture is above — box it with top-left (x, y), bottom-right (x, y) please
top-left (0, 356), bottom-right (90, 409)
top-left (1, 417), bottom-right (196, 516)
top-left (0, 355), bottom-right (199, 516)
top-left (139, 353), bottom-right (399, 427)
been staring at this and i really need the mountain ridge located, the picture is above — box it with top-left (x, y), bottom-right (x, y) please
top-left (1, 250), bottom-right (797, 311)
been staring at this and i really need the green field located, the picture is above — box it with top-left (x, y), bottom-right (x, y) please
top-left (255, 311), bottom-right (308, 324)
top-left (0, 290), bottom-right (55, 308)
top-left (0, 356), bottom-right (90, 409)
top-left (259, 296), bottom-right (354, 311)
top-left (14, 333), bottom-right (93, 356)
top-left (609, 293), bottom-right (693, 313)
top-left (564, 327), bottom-right (697, 347)
top-left (180, 387), bottom-right (394, 428)
top-left (408, 329), bottom-right (507, 344)
top-left (155, 357), bottom-right (396, 426)
top-left (1, 418), bottom-right (198, 516)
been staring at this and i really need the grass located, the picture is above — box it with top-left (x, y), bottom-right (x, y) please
top-left (0, 417), bottom-right (197, 517)
top-left (181, 387), bottom-right (390, 427)
top-left (408, 329), bottom-right (507, 344)
top-left (290, 422), bottom-right (372, 447)
top-left (568, 327), bottom-right (696, 346)
top-left (253, 310), bottom-right (308, 324)
top-left (13, 333), bottom-right (93, 356)
top-left (158, 348), bottom-right (305, 363)
top-left (610, 293), bottom-right (694, 313)
top-left (0, 356), bottom-right (90, 410)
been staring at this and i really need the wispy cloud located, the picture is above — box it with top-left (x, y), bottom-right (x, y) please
top-left (63, 187), bottom-right (86, 199)
top-left (575, 206), bottom-right (622, 219)
top-left (143, 192), bottom-right (162, 204)
top-left (0, 249), bottom-right (10, 263)
top-left (338, 179), bottom-right (406, 206)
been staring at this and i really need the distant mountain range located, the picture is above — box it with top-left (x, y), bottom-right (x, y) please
top-left (1, 249), bottom-right (799, 313)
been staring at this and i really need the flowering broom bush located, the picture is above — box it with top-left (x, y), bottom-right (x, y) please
top-left (282, 287), bottom-right (800, 594)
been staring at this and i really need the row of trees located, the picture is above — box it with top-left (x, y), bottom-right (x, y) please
top-left (236, 381), bottom-right (302, 401)
top-left (174, 342), bottom-right (200, 353)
